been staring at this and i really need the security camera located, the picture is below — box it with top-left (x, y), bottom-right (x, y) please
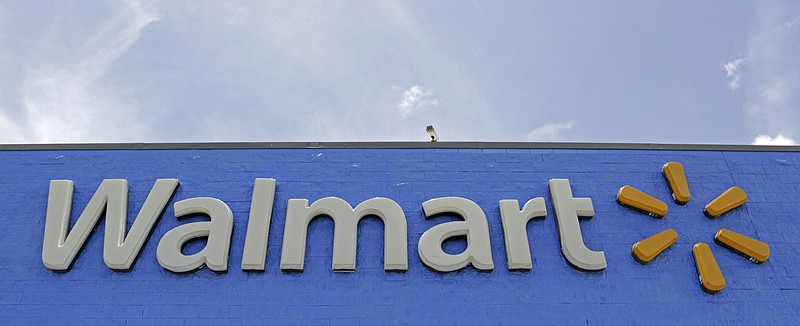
top-left (426, 125), bottom-right (439, 142)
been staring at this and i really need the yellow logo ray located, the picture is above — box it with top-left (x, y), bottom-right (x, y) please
top-left (704, 186), bottom-right (747, 218)
top-left (663, 162), bottom-right (690, 205)
top-left (617, 185), bottom-right (668, 218)
top-left (632, 229), bottom-right (678, 264)
top-left (715, 228), bottom-right (771, 263)
top-left (693, 243), bottom-right (726, 294)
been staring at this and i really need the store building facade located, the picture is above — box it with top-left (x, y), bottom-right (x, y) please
top-left (1, 142), bottom-right (798, 324)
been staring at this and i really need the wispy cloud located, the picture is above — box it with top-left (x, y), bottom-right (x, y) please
top-left (723, 57), bottom-right (747, 90)
top-left (397, 85), bottom-right (439, 119)
top-left (525, 121), bottom-right (575, 141)
top-left (752, 134), bottom-right (797, 145)
top-left (8, 0), bottom-right (160, 143)
top-left (733, 2), bottom-right (800, 142)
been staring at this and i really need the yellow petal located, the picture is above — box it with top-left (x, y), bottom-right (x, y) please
top-left (617, 185), bottom-right (668, 218)
top-left (715, 228), bottom-right (770, 263)
top-left (693, 243), bottom-right (726, 294)
top-left (704, 186), bottom-right (747, 218)
top-left (663, 162), bottom-right (690, 204)
top-left (632, 229), bottom-right (678, 264)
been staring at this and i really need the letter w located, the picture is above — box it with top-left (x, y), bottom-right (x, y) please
top-left (42, 179), bottom-right (178, 271)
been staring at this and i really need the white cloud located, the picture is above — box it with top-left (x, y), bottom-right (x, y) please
top-left (525, 121), bottom-right (575, 141)
top-left (732, 2), bottom-right (800, 144)
top-left (17, 0), bottom-right (160, 142)
top-left (722, 57), bottom-right (747, 90)
top-left (397, 85), bottom-right (439, 119)
top-left (752, 134), bottom-right (797, 145)
top-left (744, 2), bottom-right (800, 141)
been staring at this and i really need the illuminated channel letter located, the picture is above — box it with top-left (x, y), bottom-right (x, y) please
top-left (418, 197), bottom-right (494, 272)
top-left (42, 179), bottom-right (179, 271)
top-left (499, 198), bottom-right (546, 270)
top-left (280, 197), bottom-right (408, 271)
top-left (241, 178), bottom-right (277, 271)
top-left (157, 197), bottom-right (234, 273)
top-left (548, 179), bottom-right (607, 271)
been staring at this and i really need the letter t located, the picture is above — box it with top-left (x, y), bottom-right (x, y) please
top-left (548, 179), bottom-right (607, 271)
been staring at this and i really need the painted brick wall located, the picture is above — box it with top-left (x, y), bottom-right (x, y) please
top-left (1, 148), bottom-right (798, 325)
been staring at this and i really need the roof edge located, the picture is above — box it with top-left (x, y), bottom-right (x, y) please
top-left (1, 141), bottom-right (799, 152)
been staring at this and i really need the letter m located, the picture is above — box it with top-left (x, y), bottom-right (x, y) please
top-left (42, 179), bottom-right (178, 271)
top-left (280, 197), bottom-right (408, 271)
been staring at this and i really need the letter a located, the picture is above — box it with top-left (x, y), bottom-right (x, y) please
top-left (157, 197), bottom-right (234, 273)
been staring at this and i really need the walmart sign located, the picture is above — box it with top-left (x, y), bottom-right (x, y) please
top-left (41, 161), bottom-right (770, 294)
top-left (43, 178), bottom-right (606, 273)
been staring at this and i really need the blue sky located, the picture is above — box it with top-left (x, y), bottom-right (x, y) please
top-left (0, 1), bottom-right (798, 144)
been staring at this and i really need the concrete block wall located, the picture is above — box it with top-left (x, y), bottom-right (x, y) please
top-left (0, 148), bottom-right (798, 324)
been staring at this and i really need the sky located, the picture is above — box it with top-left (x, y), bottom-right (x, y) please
top-left (0, 1), bottom-right (798, 145)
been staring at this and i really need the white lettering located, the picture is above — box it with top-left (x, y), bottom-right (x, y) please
top-left (241, 178), bottom-right (277, 271)
top-left (280, 197), bottom-right (408, 271)
top-left (499, 198), bottom-right (546, 270)
top-left (156, 197), bottom-right (234, 273)
top-left (548, 179), bottom-right (607, 271)
top-left (418, 197), bottom-right (494, 272)
top-left (42, 179), bottom-right (178, 271)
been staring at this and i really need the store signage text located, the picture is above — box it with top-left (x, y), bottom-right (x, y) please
top-left (42, 178), bottom-right (606, 273)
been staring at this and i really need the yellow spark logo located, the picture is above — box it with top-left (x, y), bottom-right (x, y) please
top-left (616, 162), bottom-right (771, 294)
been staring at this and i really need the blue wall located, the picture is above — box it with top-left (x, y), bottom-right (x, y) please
top-left (1, 148), bottom-right (798, 325)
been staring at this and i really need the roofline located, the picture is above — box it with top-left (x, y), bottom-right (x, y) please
top-left (1, 141), bottom-right (799, 152)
